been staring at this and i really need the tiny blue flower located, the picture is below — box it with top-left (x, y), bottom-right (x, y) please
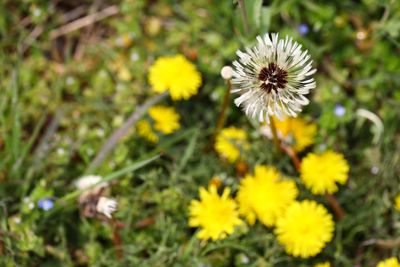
top-left (298, 23), bottom-right (309, 36)
top-left (334, 104), bottom-right (346, 117)
top-left (38, 198), bottom-right (54, 211)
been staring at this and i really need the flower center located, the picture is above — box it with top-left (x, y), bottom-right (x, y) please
top-left (258, 63), bottom-right (288, 93)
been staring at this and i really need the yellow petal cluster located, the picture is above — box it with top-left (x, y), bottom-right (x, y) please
top-left (273, 117), bottom-right (317, 152)
top-left (137, 120), bottom-right (159, 143)
top-left (377, 257), bottom-right (400, 267)
top-left (275, 200), bottom-right (334, 258)
top-left (214, 127), bottom-right (249, 163)
top-left (301, 150), bottom-right (349, 195)
top-left (237, 165), bottom-right (298, 226)
top-left (149, 55), bottom-right (201, 100)
top-left (148, 105), bottom-right (180, 134)
top-left (137, 105), bottom-right (180, 143)
top-left (395, 194), bottom-right (400, 211)
top-left (188, 185), bottom-right (243, 241)
top-left (314, 262), bottom-right (331, 267)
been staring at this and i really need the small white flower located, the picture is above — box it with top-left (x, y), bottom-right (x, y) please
top-left (96, 197), bottom-right (118, 218)
top-left (75, 175), bottom-right (107, 191)
top-left (232, 33), bottom-right (316, 122)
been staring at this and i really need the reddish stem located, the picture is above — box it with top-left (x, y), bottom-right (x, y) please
top-left (325, 193), bottom-right (346, 221)
top-left (280, 142), bottom-right (346, 221)
top-left (110, 219), bottom-right (123, 259)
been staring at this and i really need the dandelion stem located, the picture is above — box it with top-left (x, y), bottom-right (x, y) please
top-left (87, 92), bottom-right (168, 173)
top-left (268, 116), bottom-right (281, 152)
top-left (237, 0), bottom-right (250, 35)
top-left (325, 193), bottom-right (345, 221)
top-left (281, 143), bottom-right (346, 221)
top-left (110, 219), bottom-right (123, 259)
top-left (280, 144), bottom-right (301, 171)
top-left (212, 79), bottom-right (231, 145)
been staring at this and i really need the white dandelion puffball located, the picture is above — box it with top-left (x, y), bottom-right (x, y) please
top-left (232, 33), bottom-right (316, 122)
top-left (96, 197), bottom-right (118, 218)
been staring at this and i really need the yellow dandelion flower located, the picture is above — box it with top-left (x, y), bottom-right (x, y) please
top-left (148, 105), bottom-right (180, 134)
top-left (137, 105), bottom-right (180, 142)
top-left (314, 262), bottom-right (331, 267)
top-left (237, 165), bottom-right (298, 226)
top-left (188, 185), bottom-right (243, 241)
top-left (275, 200), bottom-right (334, 258)
top-left (377, 257), bottom-right (400, 267)
top-left (273, 117), bottom-right (317, 152)
top-left (149, 55), bottom-right (201, 100)
top-left (214, 127), bottom-right (249, 163)
top-left (301, 151), bottom-right (349, 195)
top-left (395, 194), bottom-right (400, 211)
top-left (137, 120), bottom-right (158, 143)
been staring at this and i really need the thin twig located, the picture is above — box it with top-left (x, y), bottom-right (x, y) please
top-left (87, 92), bottom-right (168, 173)
top-left (22, 26), bottom-right (43, 53)
top-left (50, 5), bottom-right (119, 39)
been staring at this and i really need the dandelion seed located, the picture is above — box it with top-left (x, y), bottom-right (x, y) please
top-left (275, 200), bottom-right (334, 258)
top-left (232, 33), bottom-right (316, 122)
top-left (96, 197), bottom-right (118, 219)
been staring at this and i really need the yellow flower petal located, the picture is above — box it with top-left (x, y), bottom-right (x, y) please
top-left (188, 185), bottom-right (243, 241)
top-left (214, 127), bottom-right (249, 163)
top-left (148, 55), bottom-right (201, 100)
top-left (275, 200), bottom-right (334, 258)
top-left (237, 165), bottom-right (298, 227)
top-left (301, 150), bottom-right (349, 195)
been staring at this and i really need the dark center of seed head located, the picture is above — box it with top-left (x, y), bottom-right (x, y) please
top-left (257, 63), bottom-right (288, 93)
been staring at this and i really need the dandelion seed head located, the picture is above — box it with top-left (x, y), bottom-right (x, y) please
top-left (232, 33), bottom-right (316, 122)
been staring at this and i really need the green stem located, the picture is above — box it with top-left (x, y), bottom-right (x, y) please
top-left (268, 116), bottom-right (281, 152)
top-left (238, 0), bottom-right (250, 35)
top-left (212, 80), bottom-right (232, 145)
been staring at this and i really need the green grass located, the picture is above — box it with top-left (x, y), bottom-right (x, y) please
top-left (1, 0), bottom-right (400, 266)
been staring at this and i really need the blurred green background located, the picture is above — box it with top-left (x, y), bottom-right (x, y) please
top-left (1, 0), bottom-right (400, 266)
